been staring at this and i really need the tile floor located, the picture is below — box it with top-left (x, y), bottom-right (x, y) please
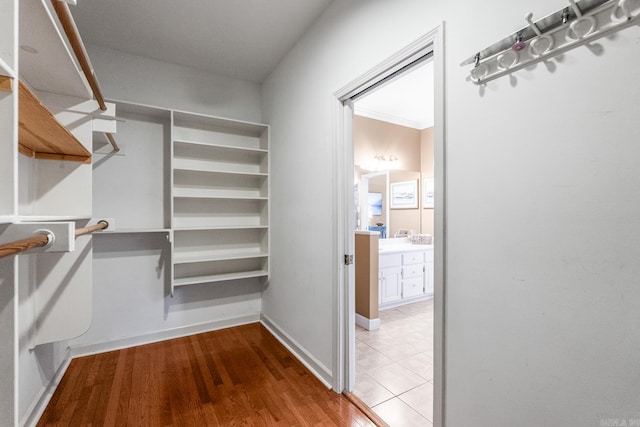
top-left (354, 299), bottom-right (434, 427)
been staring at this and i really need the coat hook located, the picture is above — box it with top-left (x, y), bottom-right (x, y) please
top-left (525, 12), bottom-right (555, 57)
top-left (567, 0), bottom-right (597, 39)
top-left (474, 53), bottom-right (481, 67)
top-left (614, 0), bottom-right (633, 20)
top-left (568, 0), bottom-right (583, 17)
top-left (561, 7), bottom-right (570, 24)
top-left (525, 13), bottom-right (543, 36)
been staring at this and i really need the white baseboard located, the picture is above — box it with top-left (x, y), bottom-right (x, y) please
top-left (260, 314), bottom-right (333, 388)
top-left (355, 313), bottom-right (380, 331)
top-left (69, 313), bottom-right (260, 358)
top-left (20, 348), bottom-right (72, 427)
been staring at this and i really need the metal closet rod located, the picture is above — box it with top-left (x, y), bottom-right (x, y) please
top-left (0, 220), bottom-right (109, 259)
top-left (51, 0), bottom-right (120, 153)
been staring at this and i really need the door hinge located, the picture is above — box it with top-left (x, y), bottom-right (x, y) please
top-left (344, 254), bottom-right (354, 265)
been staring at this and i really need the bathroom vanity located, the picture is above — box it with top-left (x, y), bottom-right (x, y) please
top-left (378, 237), bottom-right (434, 309)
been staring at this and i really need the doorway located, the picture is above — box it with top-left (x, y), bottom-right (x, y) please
top-left (332, 26), bottom-right (445, 427)
top-left (353, 56), bottom-right (435, 426)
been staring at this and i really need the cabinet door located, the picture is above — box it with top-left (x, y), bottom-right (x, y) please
top-left (424, 259), bottom-right (434, 296)
top-left (380, 266), bottom-right (402, 304)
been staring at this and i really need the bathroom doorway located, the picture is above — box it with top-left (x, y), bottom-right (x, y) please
top-left (332, 26), bottom-right (445, 427)
top-left (351, 56), bottom-right (435, 425)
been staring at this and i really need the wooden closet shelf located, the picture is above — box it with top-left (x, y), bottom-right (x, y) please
top-left (0, 76), bottom-right (12, 92)
top-left (18, 81), bottom-right (92, 163)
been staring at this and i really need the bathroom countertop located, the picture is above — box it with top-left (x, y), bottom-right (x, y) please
top-left (378, 242), bottom-right (433, 254)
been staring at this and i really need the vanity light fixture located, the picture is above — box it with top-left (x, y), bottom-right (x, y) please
top-left (363, 153), bottom-right (400, 171)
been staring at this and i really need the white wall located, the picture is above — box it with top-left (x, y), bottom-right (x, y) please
top-left (262, 0), bottom-right (640, 425)
top-left (86, 44), bottom-right (262, 123)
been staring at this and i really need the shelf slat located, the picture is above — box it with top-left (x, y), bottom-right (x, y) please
top-left (173, 165), bottom-right (267, 177)
top-left (173, 252), bottom-right (268, 265)
top-left (18, 81), bottom-right (92, 163)
top-left (174, 270), bottom-right (269, 287)
top-left (173, 225), bottom-right (268, 231)
top-left (174, 139), bottom-right (268, 153)
top-left (173, 193), bottom-right (268, 201)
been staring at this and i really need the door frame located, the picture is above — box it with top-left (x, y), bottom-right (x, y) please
top-left (331, 24), bottom-right (447, 426)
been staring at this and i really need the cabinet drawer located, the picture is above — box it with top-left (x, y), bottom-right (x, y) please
top-left (403, 252), bottom-right (424, 265)
top-left (403, 264), bottom-right (423, 279)
top-left (379, 253), bottom-right (401, 269)
top-left (403, 276), bottom-right (424, 298)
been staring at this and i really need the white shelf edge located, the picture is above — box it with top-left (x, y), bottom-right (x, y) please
top-left (173, 225), bottom-right (269, 231)
top-left (173, 253), bottom-right (269, 265)
top-left (172, 109), bottom-right (269, 130)
top-left (173, 194), bottom-right (268, 201)
top-left (173, 139), bottom-right (268, 153)
top-left (173, 270), bottom-right (269, 287)
top-left (0, 215), bottom-right (16, 225)
top-left (14, 215), bottom-right (92, 222)
top-left (94, 228), bottom-right (171, 234)
top-left (172, 167), bottom-right (268, 177)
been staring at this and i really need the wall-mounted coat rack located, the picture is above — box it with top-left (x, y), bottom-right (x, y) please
top-left (462, 0), bottom-right (640, 85)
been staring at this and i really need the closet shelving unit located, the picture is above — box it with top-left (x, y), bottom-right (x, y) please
top-left (171, 111), bottom-right (269, 292)
top-left (92, 100), bottom-right (270, 294)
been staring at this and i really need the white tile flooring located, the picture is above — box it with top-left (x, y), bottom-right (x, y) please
top-left (354, 299), bottom-right (434, 427)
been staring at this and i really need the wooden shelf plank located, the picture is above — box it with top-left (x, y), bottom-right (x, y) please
top-left (18, 81), bottom-right (92, 163)
top-left (0, 76), bottom-right (12, 92)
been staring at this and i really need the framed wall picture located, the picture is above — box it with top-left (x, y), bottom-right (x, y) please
top-left (390, 180), bottom-right (418, 209)
top-left (423, 178), bottom-right (434, 209)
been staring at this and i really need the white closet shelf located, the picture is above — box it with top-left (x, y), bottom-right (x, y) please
top-left (174, 270), bottom-right (269, 287)
top-left (15, 215), bottom-right (92, 222)
top-left (173, 225), bottom-right (269, 231)
top-left (172, 111), bottom-right (267, 133)
top-left (0, 216), bottom-right (15, 224)
top-left (173, 193), bottom-right (268, 201)
top-left (93, 228), bottom-right (171, 234)
top-left (173, 252), bottom-right (268, 264)
top-left (173, 139), bottom-right (268, 153)
top-left (172, 166), bottom-right (268, 177)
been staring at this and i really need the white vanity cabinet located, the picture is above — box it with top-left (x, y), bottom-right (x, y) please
top-left (378, 245), bottom-right (434, 309)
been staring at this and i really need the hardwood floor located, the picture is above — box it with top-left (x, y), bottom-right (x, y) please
top-left (38, 323), bottom-right (376, 426)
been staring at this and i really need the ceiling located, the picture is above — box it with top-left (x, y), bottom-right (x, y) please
top-left (354, 59), bottom-right (435, 130)
top-left (69, 0), bottom-right (433, 128)
top-left (70, 0), bottom-right (333, 83)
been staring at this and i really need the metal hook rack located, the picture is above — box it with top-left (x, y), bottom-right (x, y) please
top-left (461, 0), bottom-right (640, 85)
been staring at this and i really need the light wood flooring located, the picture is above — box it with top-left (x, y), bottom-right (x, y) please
top-left (37, 323), bottom-right (376, 426)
